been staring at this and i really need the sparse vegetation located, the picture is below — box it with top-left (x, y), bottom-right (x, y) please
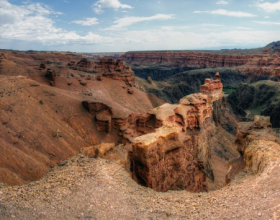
top-left (39, 100), bottom-right (44, 104)
top-left (223, 86), bottom-right (237, 94)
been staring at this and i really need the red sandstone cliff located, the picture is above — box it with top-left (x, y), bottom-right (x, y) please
top-left (123, 51), bottom-right (280, 80)
top-left (83, 73), bottom-right (243, 192)
top-left (123, 51), bottom-right (250, 68)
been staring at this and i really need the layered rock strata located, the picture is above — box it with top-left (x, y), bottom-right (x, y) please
top-left (130, 73), bottom-right (224, 192)
top-left (98, 58), bottom-right (135, 85)
top-left (72, 58), bottom-right (135, 85)
top-left (235, 115), bottom-right (280, 174)
top-left (83, 73), bottom-right (243, 192)
top-left (123, 51), bottom-right (250, 68)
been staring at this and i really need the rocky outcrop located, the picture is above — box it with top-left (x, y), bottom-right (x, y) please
top-left (40, 63), bottom-right (46, 69)
top-left (76, 58), bottom-right (92, 69)
top-left (45, 68), bottom-right (56, 86)
top-left (82, 73), bottom-right (242, 192)
top-left (129, 73), bottom-right (242, 192)
top-left (235, 115), bottom-right (280, 174)
top-left (81, 143), bottom-right (115, 158)
top-left (98, 58), bottom-right (135, 85)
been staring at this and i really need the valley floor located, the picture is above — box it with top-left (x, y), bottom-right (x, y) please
top-left (0, 155), bottom-right (279, 220)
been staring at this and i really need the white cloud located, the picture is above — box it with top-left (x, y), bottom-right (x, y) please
top-left (216, 1), bottom-right (228, 5)
top-left (235, 27), bottom-right (252, 30)
top-left (113, 29), bottom-right (280, 51)
top-left (161, 23), bottom-right (224, 31)
top-left (0, 0), bottom-right (113, 46)
top-left (93, 0), bottom-right (133, 14)
top-left (257, 1), bottom-right (280, 12)
top-left (103, 14), bottom-right (175, 31)
top-left (264, 16), bottom-right (270, 19)
top-left (1, 0), bottom-right (279, 52)
top-left (71, 17), bottom-right (99, 26)
top-left (201, 23), bottom-right (225, 27)
top-left (194, 9), bottom-right (256, 17)
top-left (253, 20), bottom-right (280, 25)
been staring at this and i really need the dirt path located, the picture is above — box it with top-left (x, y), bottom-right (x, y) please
top-left (0, 155), bottom-right (279, 220)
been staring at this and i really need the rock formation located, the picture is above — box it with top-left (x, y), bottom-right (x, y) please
top-left (97, 58), bottom-right (135, 85)
top-left (123, 51), bottom-right (250, 68)
top-left (130, 73), bottom-right (225, 192)
top-left (39, 63), bottom-right (46, 69)
top-left (81, 143), bottom-right (115, 158)
top-left (71, 57), bottom-right (135, 85)
top-left (45, 68), bottom-right (56, 86)
top-left (76, 58), bottom-right (92, 69)
top-left (235, 115), bottom-right (280, 174)
top-left (83, 73), bottom-right (243, 192)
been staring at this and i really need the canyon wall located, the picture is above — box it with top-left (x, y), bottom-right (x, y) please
top-left (235, 115), bottom-right (280, 175)
top-left (123, 51), bottom-right (250, 68)
top-left (83, 73), bottom-right (242, 192)
top-left (130, 73), bottom-right (242, 192)
top-left (227, 80), bottom-right (280, 127)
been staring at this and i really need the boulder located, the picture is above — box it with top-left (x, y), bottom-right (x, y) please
top-left (81, 143), bottom-right (115, 158)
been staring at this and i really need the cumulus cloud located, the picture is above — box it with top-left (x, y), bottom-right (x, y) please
top-left (216, 1), bottom-right (228, 5)
top-left (0, 0), bottom-right (113, 46)
top-left (253, 20), bottom-right (280, 25)
top-left (93, 0), bottom-right (133, 14)
top-left (194, 9), bottom-right (256, 17)
top-left (103, 14), bottom-right (174, 31)
top-left (257, 1), bottom-right (280, 12)
top-left (71, 17), bottom-right (99, 26)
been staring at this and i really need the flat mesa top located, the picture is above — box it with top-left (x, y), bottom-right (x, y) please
top-left (132, 126), bottom-right (177, 147)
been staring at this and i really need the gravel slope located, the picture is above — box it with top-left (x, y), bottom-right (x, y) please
top-left (0, 154), bottom-right (279, 220)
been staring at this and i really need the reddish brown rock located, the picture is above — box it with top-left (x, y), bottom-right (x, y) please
top-left (76, 58), bottom-right (92, 69)
top-left (123, 51), bottom-right (280, 81)
top-left (235, 116), bottom-right (279, 154)
top-left (82, 77), bottom-right (242, 192)
top-left (123, 51), bottom-right (250, 68)
top-left (68, 61), bottom-right (76, 67)
top-left (80, 81), bottom-right (87, 86)
top-left (39, 63), bottom-right (46, 69)
top-left (127, 88), bottom-right (133, 94)
top-left (234, 115), bottom-right (280, 174)
top-left (132, 127), bottom-right (207, 192)
top-left (97, 58), bottom-right (135, 84)
top-left (130, 77), bottom-right (241, 192)
top-left (45, 68), bottom-right (56, 86)
top-left (81, 143), bottom-right (115, 158)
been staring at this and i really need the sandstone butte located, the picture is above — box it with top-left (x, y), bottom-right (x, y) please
top-left (83, 72), bottom-right (246, 192)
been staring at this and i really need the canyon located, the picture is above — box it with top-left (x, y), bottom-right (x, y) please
top-left (122, 42), bottom-right (280, 106)
top-left (0, 45), bottom-right (280, 219)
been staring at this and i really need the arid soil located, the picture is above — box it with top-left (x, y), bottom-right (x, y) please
top-left (1, 49), bottom-right (280, 220)
top-left (0, 51), bottom-right (164, 185)
top-left (0, 152), bottom-right (279, 220)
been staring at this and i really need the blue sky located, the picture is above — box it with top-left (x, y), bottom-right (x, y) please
top-left (0, 0), bottom-right (280, 52)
